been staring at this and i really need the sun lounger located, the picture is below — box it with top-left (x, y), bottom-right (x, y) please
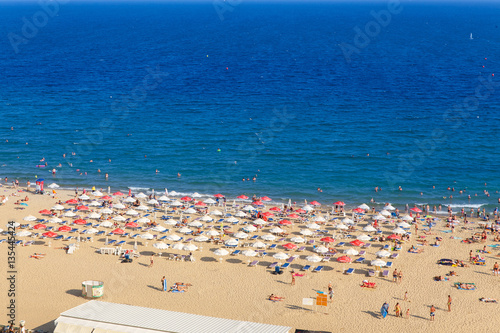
top-left (277, 237), bottom-right (285, 242)
top-left (337, 242), bottom-right (345, 247)
top-left (107, 240), bottom-right (116, 245)
top-left (302, 265), bottom-right (311, 271)
top-left (250, 235), bottom-right (258, 240)
top-left (368, 270), bottom-right (376, 277)
top-left (54, 235), bottom-right (64, 240)
top-left (297, 246), bottom-right (306, 252)
top-left (382, 270), bottom-right (389, 278)
top-left (287, 255), bottom-right (297, 263)
top-left (386, 261), bottom-right (393, 267)
top-left (70, 228), bottom-right (79, 233)
top-left (383, 244), bottom-right (390, 250)
top-left (358, 250), bottom-right (366, 256)
top-left (159, 235), bottom-right (167, 240)
top-left (355, 257), bottom-right (365, 264)
top-left (268, 262), bottom-right (278, 269)
top-left (363, 243), bottom-right (371, 249)
top-left (15, 240), bottom-right (23, 246)
top-left (184, 238), bottom-right (193, 243)
top-left (231, 250), bottom-right (240, 255)
top-left (268, 243), bottom-right (277, 250)
top-left (344, 267), bottom-right (354, 275)
top-left (0, 239), bottom-right (6, 244)
top-left (100, 247), bottom-right (115, 255)
top-left (281, 262), bottom-right (290, 269)
top-left (313, 266), bottom-right (324, 273)
top-left (116, 240), bottom-right (126, 246)
top-left (121, 233), bottom-right (130, 237)
top-left (391, 253), bottom-right (399, 259)
top-left (248, 260), bottom-right (259, 267)
top-left (96, 230), bottom-right (105, 236)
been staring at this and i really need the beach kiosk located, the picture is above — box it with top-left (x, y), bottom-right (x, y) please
top-left (81, 281), bottom-right (104, 298)
top-left (35, 179), bottom-right (44, 194)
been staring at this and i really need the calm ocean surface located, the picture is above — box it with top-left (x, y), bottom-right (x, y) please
top-left (0, 1), bottom-right (499, 210)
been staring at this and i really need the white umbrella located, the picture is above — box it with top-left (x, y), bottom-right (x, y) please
top-left (16, 230), bottom-right (32, 237)
top-left (303, 205), bottom-right (314, 211)
top-left (183, 244), bottom-right (198, 251)
top-left (398, 222), bottom-right (411, 228)
top-left (100, 221), bottom-right (113, 228)
top-left (169, 191), bottom-right (179, 196)
top-left (192, 192), bottom-right (202, 198)
top-left (380, 210), bottom-right (391, 217)
top-left (85, 228), bottom-right (99, 234)
top-left (153, 242), bottom-right (169, 250)
top-left (152, 225), bottom-right (167, 232)
top-left (242, 205), bottom-right (256, 211)
top-left (113, 203), bottom-right (126, 209)
top-left (342, 217), bottom-right (354, 224)
top-left (7, 222), bottom-right (20, 228)
top-left (136, 193), bottom-right (148, 199)
top-left (136, 205), bottom-right (148, 211)
top-left (313, 216), bottom-right (326, 222)
top-left (100, 208), bottom-right (113, 215)
top-left (206, 230), bottom-right (220, 236)
top-left (166, 234), bottom-right (181, 241)
top-left (164, 219), bottom-right (178, 225)
top-left (63, 211), bottom-right (77, 218)
top-left (234, 231), bottom-right (249, 239)
top-left (137, 217), bottom-right (151, 223)
top-left (47, 183), bottom-right (60, 189)
top-left (300, 229), bottom-right (314, 236)
top-left (92, 191), bottom-right (103, 197)
top-left (253, 218), bottom-right (267, 225)
top-left (252, 241), bottom-right (267, 248)
top-left (290, 236), bottom-right (305, 243)
top-left (242, 225), bottom-right (257, 233)
top-left (385, 204), bottom-right (395, 211)
top-left (357, 234), bottom-right (371, 241)
top-left (113, 215), bottom-right (126, 222)
top-left (225, 238), bottom-right (239, 246)
top-left (184, 208), bottom-right (197, 214)
top-left (376, 250), bottom-right (391, 258)
top-left (234, 211), bottom-right (247, 217)
top-left (88, 212), bottom-right (101, 219)
top-left (126, 209), bottom-right (139, 216)
top-left (214, 248), bottom-right (229, 256)
top-left (200, 215), bottom-right (213, 222)
top-left (194, 235), bottom-right (209, 242)
top-left (363, 225), bottom-right (377, 232)
top-left (88, 201), bottom-right (101, 207)
top-left (315, 246), bottom-right (329, 254)
top-left (204, 198), bottom-right (217, 204)
top-left (141, 233), bottom-right (154, 240)
top-left (48, 217), bottom-right (62, 223)
top-left (372, 214), bottom-right (386, 220)
top-left (148, 199), bottom-right (159, 205)
top-left (158, 195), bottom-right (170, 202)
top-left (23, 215), bottom-right (37, 221)
top-left (261, 234), bottom-right (276, 241)
top-left (123, 197), bottom-right (136, 203)
top-left (335, 224), bottom-right (348, 230)
top-left (344, 248), bottom-right (359, 256)
top-left (79, 194), bottom-right (90, 200)
top-left (242, 249), bottom-right (258, 257)
top-left (371, 259), bottom-right (387, 267)
top-left (306, 255), bottom-right (322, 263)
top-left (211, 210), bottom-right (223, 216)
top-left (178, 227), bottom-right (193, 234)
top-left (188, 221), bottom-right (203, 228)
top-left (51, 204), bottom-right (65, 210)
top-left (169, 200), bottom-right (183, 207)
top-left (401, 215), bottom-right (413, 221)
top-left (225, 217), bottom-right (239, 223)
top-left (171, 243), bottom-right (184, 250)
top-left (358, 204), bottom-right (370, 210)
top-left (273, 252), bottom-right (289, 260)
top-left (270, 227), bottom-right (284, 234)
top-left (392, 227), bottom-right (406, 234)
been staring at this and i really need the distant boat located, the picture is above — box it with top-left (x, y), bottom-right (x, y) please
top-left (470, 33), bottom-right (473, 40)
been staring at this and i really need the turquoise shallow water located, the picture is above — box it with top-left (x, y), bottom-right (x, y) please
top-left (0, 2), bottom-right (499, 210)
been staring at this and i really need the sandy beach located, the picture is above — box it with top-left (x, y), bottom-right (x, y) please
top-left (1, 185), bottom-right (499, 333)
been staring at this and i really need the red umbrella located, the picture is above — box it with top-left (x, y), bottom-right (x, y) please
top-left (310, 201), bottom-right (321, 206)
top-left (42, 231), bottom-right (58, 238)
top-left (261, 196), bottom-right (272, 201)
top-left (252, 201), bottom-right (263, 206)
top-left (125, 222), bottom-right (139, 228)
top-left (288, 213), bottom-right (300, 219)
top-left (353, 208), bottom-right (365, 213)
top-left (279, 219), bottom-right (292, 225)
top-left (111, 228), bottom-right (125, 235)
top-left (295, 209), bottom-right (306, 214)
top-left (39, 209), bottom-right (52, 215)
top-left (337, 255), bottom-right (352, 263)
top-left (214, 194), bottom-right (224, 198)
top-left (333, 201), bottom-right (345, 206)
top-left (77, 205), bottom-right (89, 211)
top-left (262, 212), bottom-right (274, 217)
top-left (195, 201), bottom-right (207, 206)
top-left (58, 225), bottom-right (71, 232)
top-left (320, 237), bottom-right (335, 243)
top-left (269, 207), bottom-right (281, 211)
top-left (181, 196), bottom-right (193, 202)
top-left (237, 195), bottom-right (248, 200)
top-left (282, 243), bottom-right (298, 250)
top-left (33, 224), bottom-right (47, 230)
top-left (410, 207), bottom-right (422, 212)
top-left (387, 234), bottom-right (401, 240)
top-left (101, 195), bottom-right (112, 200)
top-left (350, 239), bottom-right (365, 247)
top-left (113, 191), bottom-right (124, 196)
top-left (66, 199), bottom-right (78, 204)
top-left (74, 219), bottom-right (87, 225)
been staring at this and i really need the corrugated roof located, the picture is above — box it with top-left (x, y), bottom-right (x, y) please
top-left (57, 301), bottom-right (292, 333)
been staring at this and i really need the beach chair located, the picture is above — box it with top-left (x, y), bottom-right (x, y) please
top-left (277, 237), bottom-right (285, 242)
top-left (268, 262), bottom-right (278, 269)
top-left (322, 256), bottom-right (331, 262)
top-left (64, 236), bottom-right (74, 241)
top-left (344, 268), bottom-right (354, 275)
top-left (281, 262), bottom-right (290, 270)
top-left (268, 243), bottom-right (277, 250)
top-left (0, 239), bottom-right (6, 244)
top-left (248, 260), bottom-right (259, 267)
top-left (383, 244), bottom-right (390, 250)
top-left (116, 240), bottom-right (126, 246)
top-left (107, 240), bottom-right (116, 245)
top-left (313, 266), bottom-right (324, 273)
top-left (337, 242), bottom-right (345, 247)
top-left (231, 250), bottom-right (240, 256)
top-left (308, 239), bottom-right (315, 245)
top-left (391, 253), bottom-right (399, 259)
top-left (355, 257), bottom-right (365, 264)
top-left (382, 270), bottom-right (389, 278)
top-left (363, 243), bottom-right (371, 249)
top-left (368, 270), bottom-right (376, 277)
top-left (130, 233), bottom-right (139, 238)
top-left (184, 238), bottom-right (193, 243)
top-left (121, 233), bottom-right (129, 237)
top-left (297, 246), bottom-right (306, 252)
top-left (386, 261), bottom-right (393, 268)
top-left (358, 250), bottom-right (366, 256)
top-left (15, 240), bottom-right (23, 246)
top-left (287, 255), bottom-right (297, 263)
top-left (54, 235), bottom-right (64, 240)
top-left (250, 235), bottom-right (258, 240)
top-left (301, 265), bottom-right (311, 271)
top-left (70, 228), bottom-right (79, 233)
top-left (96, 231), bottom-right (105, 236)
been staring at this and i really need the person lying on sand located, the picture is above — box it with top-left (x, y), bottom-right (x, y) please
top-left (479, 298), bottom-right (497, 303)
top-left (448, 271), bottom-right (458, 276)
top-left (29, 253), bottom-right (46, 259)
top-left (269, 294), bottom-right (285, 301)
top-left (458, 283), bottom-right (475, 290)
top-left (361, 280), bottom-right (377, 288)
top-left (434, 276), bottom-right (449, 281)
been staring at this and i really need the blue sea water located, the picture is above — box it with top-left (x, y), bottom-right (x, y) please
top-left (0, 1), bottom-right (499, 210)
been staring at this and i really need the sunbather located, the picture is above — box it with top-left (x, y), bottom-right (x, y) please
top-left (479, 298), bottom-right (497, 303)
top-left (458, 283), bottom-right (475, 290)
top-left (269, 294), bottom-right (285, 301)
top-left (361, 280), bottom-right (376, 288)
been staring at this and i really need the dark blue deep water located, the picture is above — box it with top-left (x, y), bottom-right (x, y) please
top-left (0, 1), bottom-right (499, 209)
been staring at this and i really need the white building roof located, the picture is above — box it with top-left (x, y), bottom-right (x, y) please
top-left (55, 300), bottom-right (292, 333)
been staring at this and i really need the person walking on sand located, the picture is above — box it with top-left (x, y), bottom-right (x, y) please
top-left (493, 262), bottom-right (499, 276)
top-left (406, 308), bottom-right (410, 319)
top-left (161, 276), bottom-right (167, 291)
top-left (395, 303), bottom-right (402, 317)
top-left (398, 270), bottom-right (403, 284)
top-left (149, 255), bottom-right (154, 268)
top-left (404, 291), bottom-right (409, 302)
top-left (430, 305), bottom-right (436, 321)
top-left (393, 269), bottom-right (398, 282)
top-left (291, 272), bottom-right (295, 286)
top-left (381, 302), bottom-right (389, 318)
top-left (447, 295), bottom-right (452, 312)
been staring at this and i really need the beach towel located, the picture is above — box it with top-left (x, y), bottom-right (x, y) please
top-left (455, 282), bottom-right (476, 290)
top-left (487, 244), bottom-right (500, 248)
top-left (440, 230), bottom-right (452, 233)
top-left (479, 298), bottom-right (497, 303)
top-left (163, 278), bottom-right (168, 291)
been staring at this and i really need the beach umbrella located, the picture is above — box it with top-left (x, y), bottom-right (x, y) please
top-left (279, 219), bottom-right (292, 226)
top-left (357, 234), bottom-right (371, 241)
top-left (344, 248), bottom-right (359, 256)
top-left (184, 208), bottom-right (197, 214)
top-left (42, 231), bottom-right (58, 238)
top-left (92, 191), bottom-right (103, 197)
top-left (169, 190), bottom-right (179, 197)
top-left (171, 243), bottom-right (184, 250)
top-left (7, 222), bottom-right (20, 228)
top-left (237, 195), bottom-right (249, 200)
top-left (397, 222), bottom-right (411, 228)
top-left (183, 244), bottom-right (198, 251)
top-left (333, 201), bottom-right (345, 206)
top-left (76, 205), bottom-right (89, 211)
top-left (123, 197), bottom-right (136, 203)
top-left (48, 183), bottom-right (60, 189)
top-left (372, 214), bottom-right (386, 220)
top-left (269, 207), bottom-right (281, 212)
top-left (88, 212), bottom-right (101, 219)
top-left (387, 234), bottom-right (401, 240)
top-left (253, 218), bottom-right (267, 225)
top-left (164, 219), bottom-right (178, 225)
top-left (85, 228), bottom-right (99, 234)
top-left (303, 205), bottom-right (314, 212)
top-left (136, 192), bottom-right (148, 199)
top-left (99, 221), bottom-right (113, 228)
top-left (158, 195), bottom-right (169, 201)
top-left (204, 198), bottom-right (217, 205)
top-left (111, 228), bottom-right (125, 235)
top-left (153, 242), bottom-right (169, 250)
top-left (16, 230), bottom-right (32, 237)
top-left (126, 209), bottom-right (139, 216)
top-left (353, 208), bottom-right (365, 213)
top-left (283, 243), bottom-right (298, 250)
top-left (300, 229), bottom-right (314, 236)
top-left (371, 259), bottom-right (387, 267)
top-left (88, 201), bottom-right (101, 207)
top-left (192, 192), bottom-right (201, 198)
top-left (206, 230), bottom-right (220, 236)
top-left (315, 245), bottom-right (329, 254)
top-left (243, 225), bottom-right (257, 233)
top-left (33, 223), bottom-right (47, 230)
top-left (141, 233), bottom-right (154, 240)
top-left (401, 215), bottom-right (413, 221)
top-left (211, 210), bottom-right (223, 216)
top-left (214, 193), bottom-right (225, 198)
top-left (100, 208), bottom-right (113, 214)
top-left (310, 201), bottom-right (321, 206)
top-left (194, 235), bottom-right (209, 242)
top-left (79, 194), bottom-right (90, 200)
top-left (363, 225), bottom-right (377, 232)
top-left (261, 196), bottom-right (272, 201)
top-left (233, 231), bottom-right (249, 239)
top-left (113, 191), bottom-right (124, 196)
top-left (335, 224), bottom-right (348, 230)
top-left (262, 212), bottom-right (274, 218)
top-left (74, 219), bottom-right (87, 225)
top-left (252, 200), bottom-right (264, 206)
top-left (200, 215), bottom-right (213, 222)
top-left (392, 227), bottom-right (406, 234)
top-left (136, 217), bottom-right (150, 224)
top-left (51, 204), bottom-right (65, 210)
top-left (337, 256), bottom-right (352, 263)
top-left (225, 238), bottom-right (239, 246)
top-left (270, 227), bottom-right (284, 234)
top-left (358, 203), bottom-right (370, 210)
top-left (181, 196), bottom-right (193, 202)
top-left (66, 199), bottom-right (78, 205)
top-left (295, 209), bottom-right (306, 214)
top-left (288, 213), bottom-right (300, 219)
top-left (39, 209), bottom-right (52, 215)
top-left (380, 210), bottom-right (391, 217)
top-left (243, 205), bottom-right (257, 211)
top-left (113, 215), bottom-right (126, 222)
top-left (261, 234), bottom-right (276, 241)
top-left (242, 250), bottom-right (258, 257)
top-left (214, 248), bottom-right (229, 256)
top-left (136, 205), bottom-right (148, 211)
top-left (385, 204), bottom-right (396, 211)
top-left (290, 236), bottom-right (305, 243)
top-left (101, 195), bottom-right (112, 200)
top-left (273, 252), bottom-right (289, 260)
top-left (306, 255), bottom-right (322, 263)
top-left (306, 223), bottom-right (321, 229)
top-left (320, 237), bottom-right (335, 243)
top-left (166, 234), bottom-right (181, 241)
top-left (178, 227), bottom-right (193, 234)
top-left (113, 203), bottom-right (126, 209)
top-left (125, 222), bottom-right (139, 228)
top-left (225, 217), bottom-right (239, 224)
top-left (152, 225), bottom-right (167, 232)
top-left (410, 207), bottom-right (422, 212)
top-left (58, 225), bottom-right (71, 232)
top-left (313, 216), bottom-right (326, 222)
top-left (376, 250), bottom-right (391, 258)
top-left (350, 239), bottom-right (365, 247)
top-left (48, 217), bottom-right (62, 223)
top-left (252, 241), bottom-right (267, 248)
top-left (23, 215), bottom-right (37, 221)
top-left (234, 211), bottom-right (247, 218)
top-left (188, 221), bottom-right (203, 228)
top-left (195, 201), bottom-right (207, 207)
